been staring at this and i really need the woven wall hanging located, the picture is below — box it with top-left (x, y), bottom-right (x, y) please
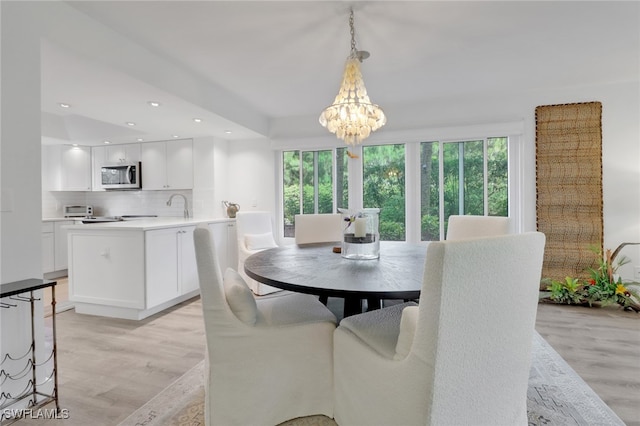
top-left (535, 101), bottom-right (603, 284)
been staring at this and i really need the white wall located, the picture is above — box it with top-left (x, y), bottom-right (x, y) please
top-left (1, 2), bottom-right (42, 283)
top-left (227, 139), bottom-right (277, 217)
top-left (193, 136), bottom-right (230, 219)
top-left (0, 0), bottom-right (47, 406)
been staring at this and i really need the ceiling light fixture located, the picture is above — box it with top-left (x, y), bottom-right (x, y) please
top-left (137, 138), bottom-right (144, 142)
top-left (103, 140), bottom-right (111, 144)
top-left (319, 8), bottom-right (386, 146)
top-left (193, 118), bottom-right (202, 123)
top-left (172, 135), bottom-right (179, 138)
top-left (147, 101), bottom-right (161, 107)
top-left (126, 122), bottom-right (136, 126)
top-left (224, 130), bottom-right (232, 134)
top-left (59, 103), bottom-right (70, 108)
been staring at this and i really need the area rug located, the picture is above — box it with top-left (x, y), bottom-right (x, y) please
top-left (117, 331), bottom-right (623, 426)
top-left (535, 101), bottom-right (603, 284)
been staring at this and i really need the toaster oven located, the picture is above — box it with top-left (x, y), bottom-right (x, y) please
top-left (64, 205), bottom-right (93, 218)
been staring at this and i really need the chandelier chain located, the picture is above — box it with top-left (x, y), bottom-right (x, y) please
top-left (349, 8), bottom-right (357, 57)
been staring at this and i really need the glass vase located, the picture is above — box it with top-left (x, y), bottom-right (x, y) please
top-left (340, 208), bottom-right (380, 260)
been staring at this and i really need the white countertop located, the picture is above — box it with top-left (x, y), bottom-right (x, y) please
top-left (55, 217), bottom-right (233, 231)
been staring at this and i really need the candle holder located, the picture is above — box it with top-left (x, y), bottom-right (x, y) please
top-left (340, 208), bottom-right (380, 259)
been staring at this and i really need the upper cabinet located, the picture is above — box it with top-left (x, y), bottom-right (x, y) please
top-left (141, 139), bottom-right (193, 190)
top-left (105, 143), bottom-right (141, 164)
top-left (91, 146), bottom-right (106, 191)
top-left (44, 140), bottom-right (193, 192)
top-left (43, 145), bottom-right (92, 191)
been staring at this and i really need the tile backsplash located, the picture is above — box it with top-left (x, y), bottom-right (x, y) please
top-left (43, 190), bottom-right (193, 218)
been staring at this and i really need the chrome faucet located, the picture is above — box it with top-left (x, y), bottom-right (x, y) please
top-left (166, 194), bottom-right (190, 218)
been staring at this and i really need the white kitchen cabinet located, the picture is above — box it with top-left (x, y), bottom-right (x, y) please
top-left (69, 230), bottom-right (146, 311)
top-left (42, 145), bottom-right (91, 191)
top-left (54, 221), bottom-right (72, 271)
top-left (145, 225), bottom-right (198, 308)
top-left (42, 222), bottom-right (55, 273)
top-left (91, 146), bottom-right (106, 191)
top-left (208, 221), bottom-right (237, 272)
top-left (61, 145), bottom-right (92, 191)
top-left (67, 220), bottom-right (232, 320)
top-left (145, 228), bottom-right (180, 307)
top-left (106, 143), bottom-right (140, 164)
top-left (179, 227), bottom-right (199, 294)
top-left (42, 220), bottom-right (73, 274)
top-left (42, 147), bottom-right (60, 191)
top-left (141, 139), bottom-right (193, 190)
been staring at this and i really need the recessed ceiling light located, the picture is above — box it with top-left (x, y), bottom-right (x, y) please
top-left (193, 118), bottom-right (202, 123)
top-left (172, 135), bottom-right (179, 138)
top-left (126, 122), bottom-right (136, 126)
top-left (71, 143), bottom-right (78, 147)
top-left (59, 103), bottom-right (70, 108)
top-left (137, 138), bottom-right (144, 142)
top-left (224, 130), bottom-right (232, 134)
top-left (147, 101), bottom-right (161, 107)
top-left (103, 140), bottom-right (111, 144)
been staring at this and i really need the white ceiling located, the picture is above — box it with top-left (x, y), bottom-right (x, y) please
top-left (40, 1), bottom-right (639, 146)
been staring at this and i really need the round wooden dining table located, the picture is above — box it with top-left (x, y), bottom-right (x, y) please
top-left (244, 241), bottom-right (427, 317)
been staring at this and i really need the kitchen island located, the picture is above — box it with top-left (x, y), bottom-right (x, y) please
top-left (66, 217), bottom-right (236, 320)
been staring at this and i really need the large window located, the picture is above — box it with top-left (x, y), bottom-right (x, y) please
top-left (282, 148), bottom-right (348, 237)
top-left (421, 137), bottom-right (509, 240)
top-left (281, 136), bottom-right (509, 241)
top-left (363, 144), bottom-right (406, 241)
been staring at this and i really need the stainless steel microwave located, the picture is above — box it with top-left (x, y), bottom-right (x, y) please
top-left (101, 162), bottom-right (141, 190)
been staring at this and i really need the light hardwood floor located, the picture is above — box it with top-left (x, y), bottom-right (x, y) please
top-left (21, 288), bottom-right (640, 425)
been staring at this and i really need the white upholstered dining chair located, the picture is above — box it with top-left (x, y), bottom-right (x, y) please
top-left (446, 214), bottom-right (511, 240)
top-left (235, 210), bottom-right (281, 295)
top-left (193, 226), bottom-right (337, 425)
top-left (333, 232), bottom-right (546, 426)
top-left (294, 213), bottom-right (343, 245)
top-left (294, 213), bottom-right (343, 306)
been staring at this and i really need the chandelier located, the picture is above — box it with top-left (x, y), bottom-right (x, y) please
top-left (319, 8), bottom-right (386, 146)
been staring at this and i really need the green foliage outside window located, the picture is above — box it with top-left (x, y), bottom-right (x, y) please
top-left (420, 142), bottom-right (440, 240)
top-left (283, 138), bottom-right (508, 241)
top-left (363, 144), bottom-right (406, 241)
top-left (283, 149), bottom-right (342, 237)
top-left (487, 137), bottom-right (508, 216)
top-left (421, 138), bottom-right (508, 240)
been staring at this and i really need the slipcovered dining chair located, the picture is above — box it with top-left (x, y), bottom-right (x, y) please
top-left (294, 213), bottom-right (344, 306)
top-left (446, 214), bottom-right (511, 240)
top-left (333, 232), bottom-right (546, 426)
top-left (294, 213), bottom-right (343, 245)
top-left (193, 226), bottom-right (337, 426)
top-left (235, 210), bottom-right (281, 295)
